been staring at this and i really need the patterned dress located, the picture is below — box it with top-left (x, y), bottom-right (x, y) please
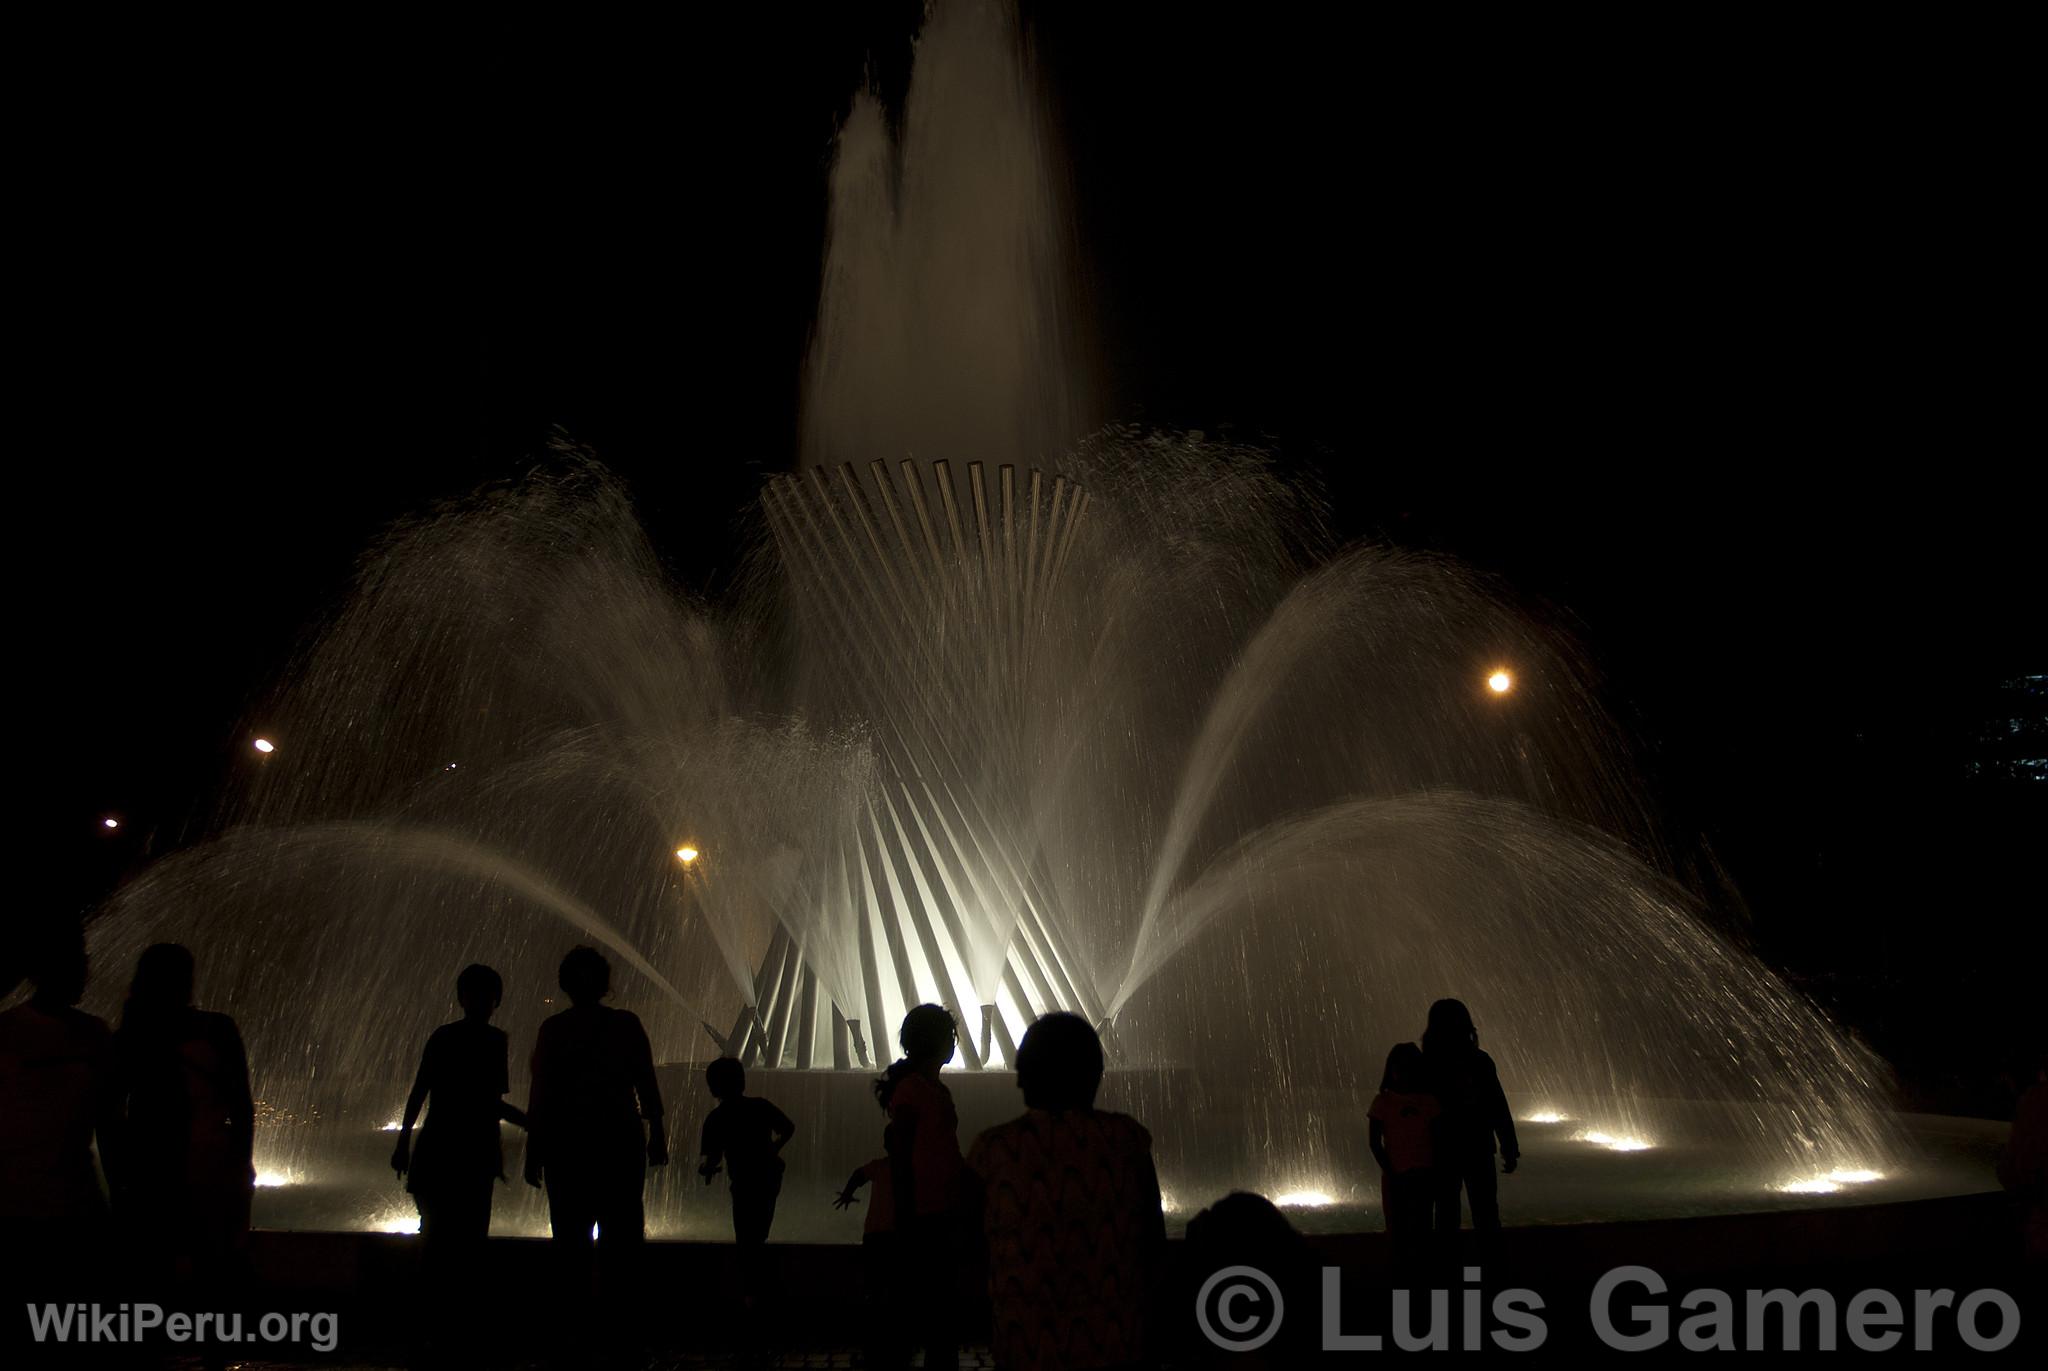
top-left (968, 1108), bottom-right (1165, 1371)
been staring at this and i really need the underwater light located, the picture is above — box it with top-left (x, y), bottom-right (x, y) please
top-left (253, 1169), bottom-right (298, 1188)
top-left (1576, 1130), bottom-right (1653, 1152)
top-left (1272, 1190), bottom-right (1336, 1209)
top-left (1523, 1110), bottom-right (1568, 1124)
top-left (369, 1208), bottom-right (420, 1235)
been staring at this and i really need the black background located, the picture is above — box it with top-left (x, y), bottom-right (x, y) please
top-left (27, 7), bottom-right (2041, 1107)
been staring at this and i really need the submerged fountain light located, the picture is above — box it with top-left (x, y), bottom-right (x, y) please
top-left (368, 1207), bottom-right (420, 1235)
top-left (1523, 1109), bottom-right (1568, 1124)
top-left (1488, 669), bottom-right (1514, 694)
top-left (252, 738), bottom-right (275, 754)
top-left (1778, 1168), bottom-right (1884, 1195)
top-left (1576, 1130), bottom-right (1653, 1152)
top-left (253, 1168), bottom-right (299, 1188)
top-left (1271, 1190), bottom-right (1337, 1209)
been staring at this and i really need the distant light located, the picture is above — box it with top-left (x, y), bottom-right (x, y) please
top-left (675, 845), bottom-right (700, 865)
top-left (444, 762), bottom-right (458, 772)
top-left (254, 1169), bottom-right (297, 1188)
top-left (252, 738), bottom-right (275, 754)
top-left (1523, 1110), bottom-right (1567, 1124)
top-left (1487, 670), bottom-right (1513, 695)
top-left (102, 817), bottom-right (120, 830)
top-left (1271, 1190), bottom-right (1335, 1209)
top-left (1576, 1130), bottom-right (1652, 1152)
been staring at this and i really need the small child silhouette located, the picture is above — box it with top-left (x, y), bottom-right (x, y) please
top-left (697, 1056), bottom-right (795, 1247)
top-left (1368, 1041), bottom-right (1440, 1270)
top-left (834, 1155), bottom-right (902, 1368)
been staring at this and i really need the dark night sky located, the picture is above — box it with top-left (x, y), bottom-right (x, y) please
top-left (29, 9), bottom-right (2042, 1090)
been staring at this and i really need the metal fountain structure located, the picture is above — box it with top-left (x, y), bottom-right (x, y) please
top-left (715, 458), bottom-right (1105, 1073)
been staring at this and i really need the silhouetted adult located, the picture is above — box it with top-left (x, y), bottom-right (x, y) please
top-left (968, 1012), bottom-right (1165, 1371)
top-left (112, 943), bottom-right (255, 1355)
top-left (391, 963), bottom-right (527, 1337)
top-left (1419, 998), bottom-right (1517, 1251)
top-left (0, 921), bottom-right (119, 1328)
top-left (1180, 1193), bottom-right (1319, 1369)
top-left (2000, 1047), bottom-right (2047, 1268)
top-left (524, 946), bottom-right (667, 1321)
top-left (882, 1004), bottom-right (966, 1371)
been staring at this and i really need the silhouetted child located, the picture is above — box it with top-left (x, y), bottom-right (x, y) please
top-left (968, 1012), bottom-right (1164, 1371)
top-left (882, 1004), bottom-right (966, 1371)
top-left (112, 943), bottom-right (255, 1368)
top-left (697, 1056), bottom-right (794, 1249)
top-left (524, 945), bottom-right (667, 1341)
top-left (834, 1155), bottom-right (901, 1369)
top-left (1420, 998), bottom-right (1518, 1253)
top-left (1368, 1041), bottom-right (1440, 1272)
top-left (391, 963), bottom-right (527, 1332)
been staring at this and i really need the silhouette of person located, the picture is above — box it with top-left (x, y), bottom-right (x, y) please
top-left (1368, 1041), bottom-right (1440, 1273)
top-left (882, 1003), bottom-right (966, 1371)
top-left (2000, 1047), bottom-right (2047, 1268)
top-left (1181, 1192), bottom-right (1319, 1369)
top-left (0, 920), bottom-right (119, 1332)
top-left (834, 1154), bottom-right (903, 1370)
top-left (111, 942), bottom-right (255, 1362)
top-left (968, 1012), bottom-right (1165, 1371)
top-left (697, 1054), bottom-right (793, 1302)
top-left (1419, 998), bottom-right (1517, 1253)
top-left (390, 963), bottom-right (527, 1336)
top-left (523, 946), bottom-right (667, 1325)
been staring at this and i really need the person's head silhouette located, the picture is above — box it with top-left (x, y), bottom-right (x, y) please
top-left (898, 1003), bottom-right (956, 1069)
top-left (456, 963), bottom-right (503, 1019)
top-left (706, 1056), bottom-right (746, 1101)
top-left (129, 942), bottom-right (195, 1011)
top-left (1014, 1012), bottom-right (1104, 1112)
top-left (23, 921), bottom-right (89, 1009)
top-left (1423, 998), bottom-right (1478, 1055)
top-left (1381, 1041), bottom-right (1424, 1092)
top-left (558, 946), bottom-right (610, 1006)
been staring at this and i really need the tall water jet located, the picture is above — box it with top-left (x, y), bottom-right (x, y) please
top-left (803, 0), bottom-right (1083, 471)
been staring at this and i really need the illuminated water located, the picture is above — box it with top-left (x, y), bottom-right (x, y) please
top-left (72, 0), bottom-right (1996, 1239)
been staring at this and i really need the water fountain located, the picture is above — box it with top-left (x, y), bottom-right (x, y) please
top-left (74, 0), bottom-right (2000, 1240)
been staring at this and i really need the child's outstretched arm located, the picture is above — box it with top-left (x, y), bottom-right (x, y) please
top-left (833, 1167), bottom-right (869, 1210)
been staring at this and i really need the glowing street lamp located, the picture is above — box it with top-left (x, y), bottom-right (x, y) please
top-left (252, 738), bottom-right (276, 754)
top-left (1487, 669), bottom-right (1513, 695)
top-left (675, 845), bottom-right (700, 866)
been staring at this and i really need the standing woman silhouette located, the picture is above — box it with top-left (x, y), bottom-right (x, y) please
top-left (113, 943), bottom-right (255, 1357)
top-left (1419, 999), bottom-right (1518, 1250)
